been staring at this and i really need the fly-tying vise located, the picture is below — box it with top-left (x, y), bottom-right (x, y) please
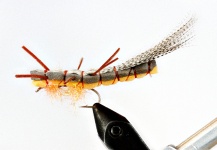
top-left (15, 17), bottom-right (195, 104)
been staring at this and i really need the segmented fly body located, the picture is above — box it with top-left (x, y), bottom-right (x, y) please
top-left (15, 17), bottom-right (195, 102)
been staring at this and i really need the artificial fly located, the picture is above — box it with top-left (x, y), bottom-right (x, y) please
top-left (15, 17), bottom-right (195, 106)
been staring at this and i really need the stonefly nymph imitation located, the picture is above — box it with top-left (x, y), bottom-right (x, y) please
top-left (15, 17), bottom-right (195, 105)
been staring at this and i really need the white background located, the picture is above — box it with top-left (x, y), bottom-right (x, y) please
top-left (0, 0), bottom-right (217, 150)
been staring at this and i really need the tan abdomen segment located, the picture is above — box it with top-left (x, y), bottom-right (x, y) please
top-left (98, 60), bottom-right (157, 86)
top-left (97, 60), bottom-right (157, 87)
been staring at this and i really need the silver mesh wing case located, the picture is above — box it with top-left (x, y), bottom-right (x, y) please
top-left (101, 17), bottom-right (195, 73)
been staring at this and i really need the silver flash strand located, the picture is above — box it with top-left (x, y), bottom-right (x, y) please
top-left (100, 17), bottom-right (196, 73)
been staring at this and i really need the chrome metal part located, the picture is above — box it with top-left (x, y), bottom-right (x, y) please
top-left (164, 118), bottom-right (217, 150)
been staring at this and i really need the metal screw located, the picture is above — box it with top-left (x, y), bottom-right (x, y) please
top-left (111, 126), bottom-right (122, 137)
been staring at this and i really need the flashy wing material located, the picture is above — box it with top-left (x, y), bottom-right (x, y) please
top-left (102, 17), bottom-right (195, 73)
